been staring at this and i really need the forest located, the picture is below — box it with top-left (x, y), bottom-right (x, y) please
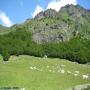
top-left (0, 28), bottom-right (90, 64)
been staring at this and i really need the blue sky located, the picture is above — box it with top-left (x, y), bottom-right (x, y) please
top-left (0, 0), bottom-right (90, 27)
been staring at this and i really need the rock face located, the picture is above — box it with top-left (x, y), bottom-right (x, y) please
top-left (35, 9), bottom-right (59, 20)
top-left (32, 33), bottom-right (64, 44)
top-left (35, 11), bottom-right (44, 20)
top-left (60, 4), bottom-right (90, 24)
top-left (31, 4), bottom-right (90, 44)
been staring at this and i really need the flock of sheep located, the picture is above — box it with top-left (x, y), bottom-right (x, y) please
top-left (29, 64), bottom-right (89, 80)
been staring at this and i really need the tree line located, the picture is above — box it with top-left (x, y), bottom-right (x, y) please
top-left (0, 28), bottom-right (90, 64)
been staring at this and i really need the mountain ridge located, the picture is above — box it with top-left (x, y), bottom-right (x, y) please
top-left (0, 4), bottom-right (90, 44)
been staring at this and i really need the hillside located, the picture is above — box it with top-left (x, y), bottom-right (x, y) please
top-left (0, 25), bottom-right (10, 35)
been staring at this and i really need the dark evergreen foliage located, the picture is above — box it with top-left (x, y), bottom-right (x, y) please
top-left (0, 29), bottom-right (90, 64)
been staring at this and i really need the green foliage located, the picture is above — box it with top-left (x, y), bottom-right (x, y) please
top-left (2, 49), bottom-right (10, 61)
top-left (42, 38), bottom-right (90, 64)
top-left (0, 29), bottom-right (90, 64)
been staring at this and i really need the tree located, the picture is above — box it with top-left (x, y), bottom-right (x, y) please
top-left (2, 49), bottom-right (10, 61)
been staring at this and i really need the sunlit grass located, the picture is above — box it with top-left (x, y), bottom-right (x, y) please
top-left (0, 55), bottom-right (90, 90)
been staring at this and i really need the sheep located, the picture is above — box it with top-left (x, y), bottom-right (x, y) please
top-left (74, 74), bottom-right (78, 76)
top-left (30, 66), bottom-right (36, 70)
top-left (60, 69), bottom-right (65, 74)
top-left (82, 75), bottom-right (89, 79)
top-left (33, 67), bottom-right (36, 69)
top-left (30, 67), bottom-right (34, 70)
top-left (67, 70), bottom-right (71, 74)
top-left (61, 64), bottom-right (66, 67)
top-left (75, 71), bottom-right (79, 74)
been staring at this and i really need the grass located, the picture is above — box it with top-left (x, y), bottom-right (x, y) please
top-left (0, 55), bottom-right (90, 90)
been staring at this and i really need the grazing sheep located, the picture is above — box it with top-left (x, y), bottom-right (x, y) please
top-left (30, 66), bottom-right (37, 70)
top-left (61, 64), bottom-right (66, 67)
top-left (82, 75), bottom-right (89, 79)
top-left (75, 71), bottom-right (79, 74)
top-left (60, 69), bottom-right (65, 74)
top-left (67, 70), bottom-right (71, 74)
top-left (30, 67), bottom-right (33, 70)
top-left (33, 67), bottom-right (36, 69)
top-left (74, 74), bottom-right (78, 76)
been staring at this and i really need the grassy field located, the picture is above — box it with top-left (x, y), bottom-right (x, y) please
top-left (0, 55), bottom-right (90, 90)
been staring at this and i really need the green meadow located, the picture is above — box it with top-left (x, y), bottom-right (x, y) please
top-left (0, 55), bottom-right (90, 90)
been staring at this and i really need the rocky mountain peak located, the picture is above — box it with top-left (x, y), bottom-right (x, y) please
top-left (35, 4), bottom-right (90, 21)
top-left (60, 4), bottom-right (90, 20)
top-left (35, 9), bottom-right (58, 20)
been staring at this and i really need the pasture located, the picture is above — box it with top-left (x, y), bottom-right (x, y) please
top-left (0, 55), bottom-right (90, 90)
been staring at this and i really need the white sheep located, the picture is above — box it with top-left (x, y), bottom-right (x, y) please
top-left (60, 69), bottom-right (65, 74)
top-left (33, 67), bottom-right (36, 69)
top-left (30, 67), bottom-right (33, 70)
top-left (74, 74), bottom-right (78, 76)
top-left (61, 64), bottom-right (66, 67)
top-left (82, 75), bottom-right (89, 79)
top-left (67, 70), bottom-right (71, 74)
top-left (75, 71), bottom-right (79, 74)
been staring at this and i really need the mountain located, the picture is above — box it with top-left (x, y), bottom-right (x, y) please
top-left (0, 4), bottom-right (90, 44)
top-left (20, 4), bottom-right (90, 44)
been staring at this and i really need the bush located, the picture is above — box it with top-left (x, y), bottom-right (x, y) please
top-left (2, 50), bottom-right (10, 61)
